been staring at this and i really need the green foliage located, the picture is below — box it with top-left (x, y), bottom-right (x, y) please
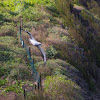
top-left (48, 16), bottom-right (57, 22)
top-left (0, 0), bottom-right (54, 23)
top-left (46, 46), bottom-right (58, 59)
top-left (44, 75), bottom-right (83, 100)
top-left (0, 79), bottom-right (7, 86)
top-left (8, 67), bottom-right (31, 80)
top-left (0, 0), bottom-right (99, 96)
top-left (0, 66), bottom-right (7, 77)
top-left (0, 13), bottom-right (5, 25)
top-left (54, 0), bottom-right (75, 27)
top-left (5, 85), bottom-right (23, 93)
top-left (73, 0), bottom-right (80, 5)
top-left (0, 36), bottom-right (16, 45)
top-left (80, 9), bottom-right (100, 67)
top-left (81, 10), bottom-right (93, 22)
top-left (0, 51), bottom-right (13, 62)
top-left (87, 0), bottom-right (100, 18)
top-left (21, 6), bottom-right (39, 21)
top-left (60, 35), bottom-right (71, 42)
top-left (35, 59), bottom-right (78, 79)
top-left (35, 59), bottom-right (66, 77)
top-left (0, 25), bottom-right (17, 37)
top-left (1, 80), bottom-right (23, 94)
top-left (47, 4), bottom-right (59, 17)
top-left (88, 75), bottom-right (96, 92)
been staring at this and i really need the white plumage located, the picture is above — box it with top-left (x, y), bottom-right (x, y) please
top-left (29, 38), bottom-right (42, 46)
top-left (29, 38), bottom-right (46, 64)
top-left (24, 30), bottom-right (46, 64)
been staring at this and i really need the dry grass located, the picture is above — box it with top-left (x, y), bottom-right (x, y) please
top-left (0, 92), bottom-right (17, 100)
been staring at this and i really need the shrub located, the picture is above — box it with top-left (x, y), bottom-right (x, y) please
top-left (73, 0), bottom-right (80, 5)
top-left (35, 59), bottom-right (66, 77)
top-left (38, 66), bottom-right (51, 77)
top-left (1, 80), bottom-right (23, 94)
top-left (21, 5), bottom-right (45, 21)
top-left (0, 79), bottom-right (7, 86)
top-left (0, 25), bottom-right (17, 37)
top-left (44, 75), bottom-right (83, 100)
top-left (60, 35), bottom-right (71, 42)
top-left (35, 59), bottom-right (79, 79)
top-left (25, 91), bottom-right (50, 100)
top-left (46, 46), bottom-right (58, 59)
top-left (23, 21), bottom-right (33, 29)
top-left (0, 13), bottom-right (4, 25)
top-left (54, 0), bottom-right (75, 27)
top-left (0, 36), bottom-right (17, 45)
top-left (47, 5), bottom-right (59, 17)
top-left (0, 66), bottom-right (8, 77)
top-left (0, 50), bottom-right (13, 62)
top-left (8, 66), bottom-right (31, 80)
top-left (48, 16), bottom-right (57, 22)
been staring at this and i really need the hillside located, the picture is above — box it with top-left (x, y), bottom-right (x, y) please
top-left (0, 0), bottom-right (100, 100)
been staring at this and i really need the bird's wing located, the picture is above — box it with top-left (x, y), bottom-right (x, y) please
top-left (36, 45), bottom-right (46, 64)
top-left (23, 30), bottom-right (46, 63)
top-left (24, 30), bottom-right (36, 40)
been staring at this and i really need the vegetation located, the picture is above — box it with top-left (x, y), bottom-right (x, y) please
top-left (44, 75), bottom-right (83, 100)
top-left (0, 0), bottom-right (100, 100)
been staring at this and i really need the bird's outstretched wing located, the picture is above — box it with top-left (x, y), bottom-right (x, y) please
top-left (36, 45), bottom-right (46, 64)
top-left (23, 29), bottom-right (35, 40)
top-left (23, 29), bottom-right (46, 64)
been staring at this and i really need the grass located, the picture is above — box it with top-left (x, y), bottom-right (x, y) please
top-left (25, 91), bottom-right (51, 100)
top-left (0, 35), bottom-right (31, 81)
top-left (0, 25), bottom-right (17, 36)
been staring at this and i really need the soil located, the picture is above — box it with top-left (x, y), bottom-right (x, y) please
top-left (0, 92), bottom-right (16, 100)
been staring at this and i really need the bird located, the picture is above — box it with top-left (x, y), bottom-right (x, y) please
top-left (29, 38), bottom-right (42, 46)
top-left (23, 29), bottom-right (46, 64)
